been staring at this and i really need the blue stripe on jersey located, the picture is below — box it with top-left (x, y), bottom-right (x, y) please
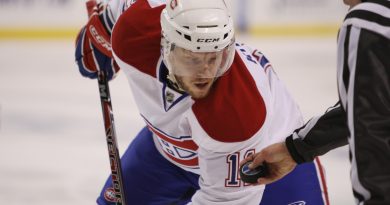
top-left (259, 55), bottom-right (270, 69)
top-left (158, 61), bottom-right (168, 83)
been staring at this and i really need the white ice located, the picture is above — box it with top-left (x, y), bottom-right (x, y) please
top-left (0, 36), bottom-right (354, 204)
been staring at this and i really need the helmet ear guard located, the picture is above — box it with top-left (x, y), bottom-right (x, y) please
top-left (160, 0), bottom-right (236, 86)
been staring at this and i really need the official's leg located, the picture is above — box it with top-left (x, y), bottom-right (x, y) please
top-left (260, 159), bottom-right (328, 205)
top-left (96, 127), bottom-right (200, 205)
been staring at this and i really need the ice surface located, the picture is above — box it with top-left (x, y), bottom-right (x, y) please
top-left (0, 37), bottom-right (353, 204)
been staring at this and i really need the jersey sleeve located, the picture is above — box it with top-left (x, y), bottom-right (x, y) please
top-left (248, 46), bottom-right (306, 144)
top-left (263, 60), bottom-right (305, 144)
top-left (111, 0), bottom-right (165, 78)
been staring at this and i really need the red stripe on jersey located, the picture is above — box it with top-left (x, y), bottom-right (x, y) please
top-left (111, 0), bottom-right (164, 77)
top-left (192, 53), bottom-right (266, 142)
top-left (165, 151), bottom-right (199, 167)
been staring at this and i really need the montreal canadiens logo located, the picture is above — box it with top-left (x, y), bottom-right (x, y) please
top-left (104, 187), bottom-right (117, 202)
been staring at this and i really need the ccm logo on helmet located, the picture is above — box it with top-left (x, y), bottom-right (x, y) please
top-left (197, 38), bottom-right (220, 43)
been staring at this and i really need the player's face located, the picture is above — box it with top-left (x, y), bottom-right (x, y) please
top-left (175, 75), bottom-right (215, 99)
top-left (170, 47), bottom-right (221, 99)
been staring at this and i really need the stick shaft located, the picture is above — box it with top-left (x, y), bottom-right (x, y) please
top-left (97, 71), bottom-right (127, 205)
top-left (85, 1), bottom-right (127, 204)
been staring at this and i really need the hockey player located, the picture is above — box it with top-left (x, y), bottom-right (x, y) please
top-left (241, 0), bottom-right (390, 204)
top-left (75, 0), bottom-right (329, 204)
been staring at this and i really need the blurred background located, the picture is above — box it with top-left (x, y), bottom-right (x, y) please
top-left (0, 0), bottom-right (354, 204)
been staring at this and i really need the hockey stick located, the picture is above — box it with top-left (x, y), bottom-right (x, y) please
top-left (85, 1), bottom-right (127, 204)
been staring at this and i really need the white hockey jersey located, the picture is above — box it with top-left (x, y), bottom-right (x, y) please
top-left (108, 0), bottom-right (304, 204)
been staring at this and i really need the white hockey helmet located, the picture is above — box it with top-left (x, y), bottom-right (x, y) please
top-left (161, 0), bottom-right (235, 79)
